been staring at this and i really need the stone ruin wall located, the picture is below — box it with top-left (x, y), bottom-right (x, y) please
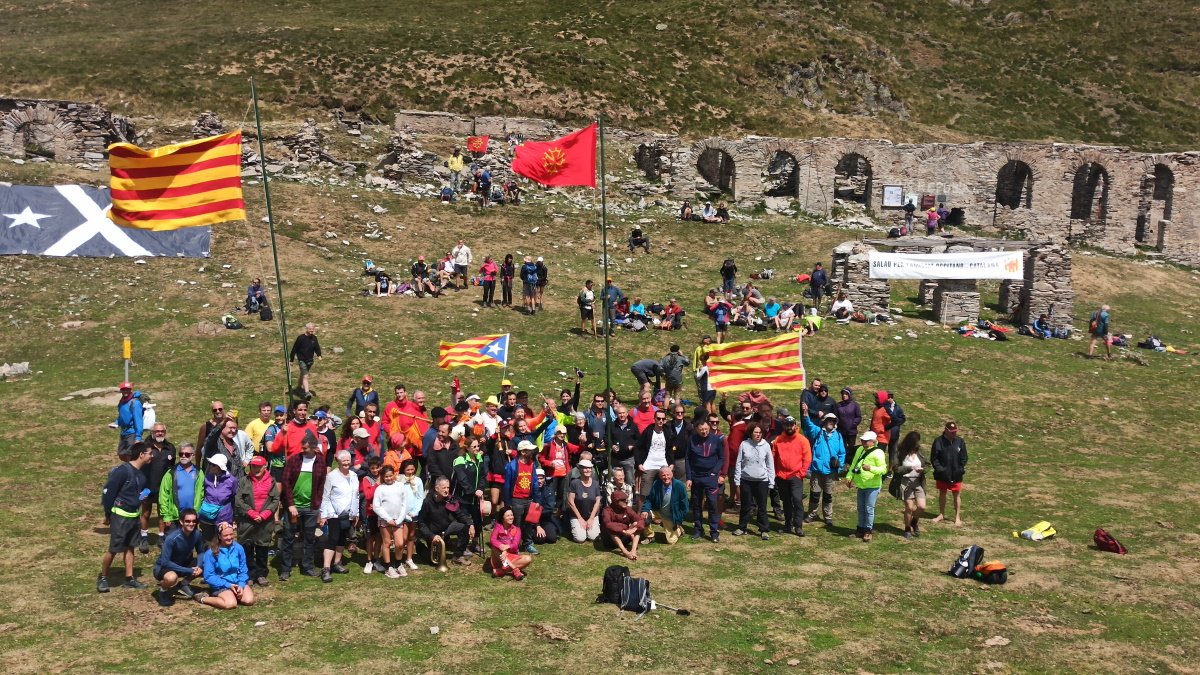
top-left (0, 98), bottom-right (133, 163)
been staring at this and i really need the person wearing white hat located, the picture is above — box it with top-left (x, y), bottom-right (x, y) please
top-left (534, 256), bottom-right (548, 310)
top-left (800, 403), bottom-right (846, 527)
top-left (845, 430), bottom-right (887, 542)
top-left (503, 440), bottom-right (543, 554)
top-left (198, 453), bottom-right (237, 542)
top-left (565, 458), bottom-right (601, 542)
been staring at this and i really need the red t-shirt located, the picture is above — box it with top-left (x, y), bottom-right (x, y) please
top-left (513, 460), bottom-right (535, 499)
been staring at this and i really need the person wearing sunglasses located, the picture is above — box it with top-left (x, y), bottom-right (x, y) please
top-left (197, 401), bottom-right (227, 453)
top-left (158, 442), bottom-right (204, 533)
top-left (139, 422), bottom-right (177, 553)
top-left (152, 508), bottom-right (206, 606)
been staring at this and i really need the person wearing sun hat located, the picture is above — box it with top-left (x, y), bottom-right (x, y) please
top-left (503, 440), bottom-right (543, 553)
top-left (235, 455), bottom-right (279, 586)
top-left (198, 453), bottom-right (237, 542)
top-left (845, 430), bottom-right (887, 542)
top-left (800, 403), bottom-right (845, 527)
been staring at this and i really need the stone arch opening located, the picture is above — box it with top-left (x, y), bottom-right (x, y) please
top-left (764, 150), bottom-right (799, 198)
top-left (833, 153), bottom-right (872, 208)
top-left (1137, 163), bottom-right (1175, 246)
top-left (1153, 163), bottom-right (1174, 221)
top-left (1070, 162), bottom-right (1109, 223)
top-left (696, 147), bottom-right (735, 197)
top-left (995, 160), bottom-right (1033, 209)
top-left (19, 122), bottom-right (59, 159)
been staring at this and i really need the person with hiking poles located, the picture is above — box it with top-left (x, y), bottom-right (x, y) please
top-left (1088, 304), bottom-right (1112, 360)
top-left (846, 431), bottom-right (887, 542)
top-left (800, 403), bottom-right (845, 527)
top-left (930, 421), bottom-right (968, 526)
top-left (892, 431), bottom-right (928, 539)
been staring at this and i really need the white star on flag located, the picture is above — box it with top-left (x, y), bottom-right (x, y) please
top-left (4, 206), bottom-right (51, 229)
top-left (486, 343), bottom-right (502, 356)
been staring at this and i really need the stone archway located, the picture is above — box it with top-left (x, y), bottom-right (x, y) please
top-left (995, 160), bottom-right (1034, 209)
top-left (763, 149), bottom-right (800, 198)
top-left (833, 152), bottom-right (872, 208)
top-left (1070, 161), bottom-right (1110, 223)
top-left (0, 105), bottom-right (79, 161)
top-left (694, 139), bottom-right (736, 197)
top-left (1136, 161), bottom-right (1174, 247)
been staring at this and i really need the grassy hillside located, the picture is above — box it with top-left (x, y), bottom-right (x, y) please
top-left (3, 1), bottom-right (1199, 148)
top-left (1, 157), bottom-right (1199, 671)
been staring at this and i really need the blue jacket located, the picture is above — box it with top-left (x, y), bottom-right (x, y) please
top-left (521, 262), bottom-right (539, 285)
top-left (502, 457), bottom-right (543, 505)
top-left (885, 401), bottom-right (906, 436)
top-left (200, 542), bottom-right (249, 591)
top-left (686, 433), bottom-right (726, 481)
top-left (344, 387), bottom-right (380, 419)
top-left (116, 392), bottom-right (144, 440)
top-left (642, 478), bottom-right (690, 524)
top-left (801, 416), bottom-right (845, 476)
top-left (154, 527), bottom-right (204, 577)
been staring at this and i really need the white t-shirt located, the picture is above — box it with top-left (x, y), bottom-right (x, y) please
top-left (645, 430), bottom-right (668, 471)
top-left (453, 245), bottom-right (472, 265)
top-left (902, 454), bottom-right (922, 478)
top-left (832, 298), bottom-right (854, 314)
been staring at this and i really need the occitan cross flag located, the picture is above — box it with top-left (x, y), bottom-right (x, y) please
top-left (511, 124), bottom-right (597, 188)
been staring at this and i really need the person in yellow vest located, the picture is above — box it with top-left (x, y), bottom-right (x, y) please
top-left (845, 431), bottom-right (887, 542)
top-left (445, 147), bottom-right (465, 192)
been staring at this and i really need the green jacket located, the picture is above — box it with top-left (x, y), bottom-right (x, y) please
top-left (159, 465), bottom-right (205, 522)
top-left (848, 444), bottom-right (887, 490)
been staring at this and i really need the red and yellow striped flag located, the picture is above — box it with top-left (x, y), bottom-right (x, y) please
top-left (107, 131), bottom-right (245, 230)
top-left (438, 333), bottom-right (509, 370)
top-left (706, 333), bottom-right (806, 392)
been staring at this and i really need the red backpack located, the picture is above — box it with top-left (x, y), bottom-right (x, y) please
top-left (1093, 528), bottom-right (1127, 554)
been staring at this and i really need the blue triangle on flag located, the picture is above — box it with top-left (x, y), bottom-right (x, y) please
top-left (479, 334), bottom-right (508, 363)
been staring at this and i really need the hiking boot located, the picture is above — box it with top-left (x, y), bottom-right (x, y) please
top-left (300, 569), bottom-right (318, 577)
top-left (177, 582), bottom-right (196, 600)
top-left (823, 518), bottom-right (834, 528)
top-left (452, 556), bottom-right (468, 565)
top-left (902, 531), bottom-right (913, 540)
top-left (255, 576), bottom-right (270, 587)
top-left (97, 575), bottom-right (110, 593)
top-left (803, 513), bottom-right (815, 524)
top-left (122, 577), bottom-right (147, 590)
top-left (796, 527), bottom-right (805, 538)
top-left (710, 532), bottom-right (720, 543)
top-left (156, 590), bottom-right (175, 607)
top-left (761, 532), bottom-right (770, 541)
top-left (773, 509), bottom-right (784, 521)
top-left (691, 530), bottom-right (703, 541)
top-left (732, 529), bottom-right (747, 536)
top-left (912, 525), bottom-right (921, 538)
top-left (863, 531), bottom-right (873, 543)
top-left (278, 571), bottom-right (290, 582)
top-left (192, 591), bottom-right (208, 604)
top-left (850, 528), bottom-right (862, 539)
top-left (321, 568), bottom-right (333, 583)
top-left (331, 563), bottom-right (349, 574)
top-left (138, 534), bottom-right (150, 555)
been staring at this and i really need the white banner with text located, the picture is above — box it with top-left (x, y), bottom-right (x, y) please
top-left (868, 250), bottom-right (1024, 280)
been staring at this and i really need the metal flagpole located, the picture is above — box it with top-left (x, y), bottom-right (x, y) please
top-left (500, 333), bottom-right (510, 389)
top-left (251, 77), bottom-right (293, 400)
top-left (598, 115), bottom-right (614, 481)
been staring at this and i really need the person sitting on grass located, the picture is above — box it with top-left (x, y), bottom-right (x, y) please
top-left (410, 256), bottom-right (441, 298)
top-left (602, 490), bottom-right (648, 560)
top-left (775, 303), bottom-right (797, 332)
top-left (831, 291), bottom-right (854, 322)
top-left (197, 522), bottom-right (255, 609)
top-left (489, 506), bottom-right (531, 580)
top-left (245, 278), bottom-right (268, 314)
top-left (153, 508), bottom-right (206, 606)
top-left (640, 465), bottom-right (688, 544)
top-left (1031, 313), bottom-right (1052, 339)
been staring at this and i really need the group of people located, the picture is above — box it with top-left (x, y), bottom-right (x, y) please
top-left (679, 199), bottom-right (731, 223)
top-left (363, 240), bottom-right (549, 314)
top-left (103, 362), bottom-right (970, 608)
top-left (441, 147), bottom-right (521, 207)
top-left (901, 200), bottom-right (952, 236)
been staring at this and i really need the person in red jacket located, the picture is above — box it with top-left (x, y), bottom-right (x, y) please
top-left (870, 391), bottom-right (893, 452)
top-left (384, 385), bottom-right (427, 464)
top-left (628, 391), bottom-right (658, 433)
top-left (278, 435), bottom-right (327, 581)
top-left (271, 401), bottom-right (321, 459)
top-left (539, 426), bottom-right (577, 516)
top-left (771, 415), bottom-right (812, 536)
top-left (601, 490), bottom-right (648, 561)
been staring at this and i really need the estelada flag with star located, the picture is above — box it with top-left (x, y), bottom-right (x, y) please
top-left (465, 135), bottom-right (489, 153)
top-left (438, 333), bottom-right (509, 370)
top-left (511, 124), bottom-right (597, 187)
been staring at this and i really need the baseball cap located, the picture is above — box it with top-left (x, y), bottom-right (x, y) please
top-left (352, 428), bottom-right (370, 439)
top-left (945, 421), bottom-right (959, 431)
top-left (466, 393), bottom-right (481, 402)
top-left (537, 256), bottom-right (543, 262)
top-left (822, 412), bottom-right (837, 420)
top-left (209, 454), bottom-right (229, 471)
top-left (577, 459), bottom-right (594, 468)
top-left (119, 381), bottom-right (132, 390)
top-left (860, 431), bottom-right (877, 442)
top-left (249, 456), bottom-right (267, 467)
top-left (784, 416), bottom-right (797, 424)
top-left (314, 410), bottom-right (328, 420)
top-left (274, 405), bottom-right (287, 414)
top-left (362, 375), bottom-right (373, 383)
top-left (517, 440), bottom-right (537, 451)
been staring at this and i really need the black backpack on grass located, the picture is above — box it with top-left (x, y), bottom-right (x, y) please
top-left (949, 544), bottom-right (984, 578)
top-left (259, 305), bottom-right (273, 321)
top-left (597, 565), bottom-right (629, 604)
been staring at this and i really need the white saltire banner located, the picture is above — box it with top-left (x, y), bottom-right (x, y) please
top-left (868, 250), bottom-right (1023, 280)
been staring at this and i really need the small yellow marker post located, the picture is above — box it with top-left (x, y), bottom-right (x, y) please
top-left (122, 337), bottom-right (131, 383)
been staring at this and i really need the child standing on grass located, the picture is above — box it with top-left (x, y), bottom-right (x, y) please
top-left (371, 465), bottom-right (408, 578)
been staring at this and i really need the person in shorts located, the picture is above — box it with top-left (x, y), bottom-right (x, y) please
top-left (1087, 304), bottom-right (1112, 360)
top-left (451, 239), bottom-right (473, 289)
top-left (520, 255), bottom-right (539, 314)
top-left (534, 256), bottom-right (548, 310)
top-left (99, 442), bottom-right (152, 593)
top-left (930, 421), bottom-right (967, 526)
top-left (153, 508), bottom-right (205, 606)
top-left (578, 280), bottom-right (596, 337)
top-left (712, 297), bottom-right (731, 343)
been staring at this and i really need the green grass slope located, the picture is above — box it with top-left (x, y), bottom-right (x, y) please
top-left (0, 158), bottom-right (1198, 671)
top-left (3, 1), bottom-right (1199, 148)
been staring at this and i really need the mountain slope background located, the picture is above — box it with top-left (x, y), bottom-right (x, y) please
top-left (3, 0), bottom-right (1199, 148)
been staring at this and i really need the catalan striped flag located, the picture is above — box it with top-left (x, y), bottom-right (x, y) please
top-left (438, 333), bottom-right (509, 370)
top-left (706, 333), bottom-right (806, 392)
top-left (107, 131), bottom-right (246, 230)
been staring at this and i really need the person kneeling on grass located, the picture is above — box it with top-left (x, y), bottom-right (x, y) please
top-left (153, 508), bottom-right (206, 606)
top-left (489, 507), bottom-right (531, 580)
top-left (640, 465), bottom-right (688, 544)
top-left (198, 522), bottom-right (255, 609)
top-left (845, 431), bottom-right (887, 542)
top-left (602, 491), bottom-right (648, 560)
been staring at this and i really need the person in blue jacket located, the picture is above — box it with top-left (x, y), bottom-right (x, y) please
top-left (198, 522), bottom-right (255, 609)
top-left (800, 403), bottom-right (845, 527)
top-left (153, 508), bottom-right (205, 606)
top-left (344, 374), bottom-right (380, 419)
top-left (115, 381), bottom-right (144, 457)
top-left (640, 464), bottom-right (689, 544)
top-left (685, 420), bottom-right (727, 543)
